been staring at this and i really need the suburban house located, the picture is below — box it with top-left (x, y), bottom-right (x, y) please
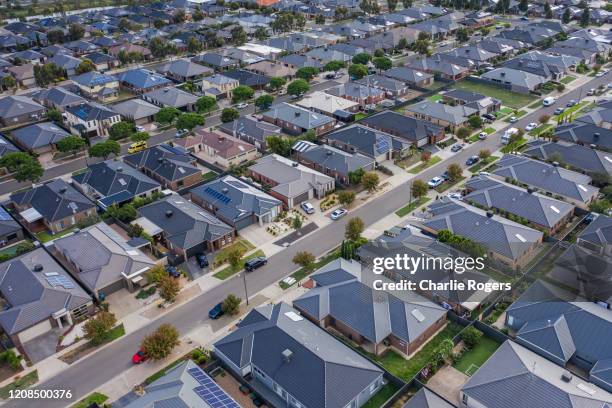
top-left (405, 56), bottom-right (470, 81)
top-left (262, 103), bottom-right (336, 136)
top-left (6, 63), bottom-right (35, 88)
top-left (71, 71), bottom-right (120, 102)
top-left (217, 115), bottom-right (282, 151)
top-left (72, 160), bottom-right (161, 209)
top-left (554, 122), bottom-right (612, 151)
top-left (0, 134), bottom-right (18, 161)
top-left (8, 179), bottom-right (97, 235)
top-left (214, 302), bottom-right (384, 408)
top-left (492, 154), bottom-right (599, 208)
top-left (326, 82), bottom-right (386, 107)
top-left (577, 213), bottom-right (612, 257)
top-left (295, 143), bottom-right (375, 185)
top-left (355, 74), bottom-right (411, 98)
top-left (115, 68), bottom-right (172, 94)
top-left (174, 129), bottom-right (258, 169)
top-left (108, 43), bottom-right (152, 60)
top-left (143, 87), bottom-right (198, 112)
top-left (523, 140), bottom-right (612, 176)
top-left (31, 87), bottom-right (85, 112)
top-left (155, 58), bottom-right (213, 82)
top-left (193, 53), bottom-right (239, 71)
top-left (404, 388), bottom-right (453, 408)
top-left (223, 69), bottom-right (271, 90)
top-left (136, 195), bottom-right (235, 258)
top-left (422, 197), bottom-right (543, 269)
top-left (324, 124), bottom-right (411, 162)
top-left (383, 66), bottom-right (434, 88)
top-left (0, 207), bottom-right (23, 248)
top-left (464, 174), bottom-right (574, 235)
top-left (248, 154), bottom-right (335, 208)
top-left (123, 144), bottom-right (201, 191)
top-left (404, 100), bottom-right (477, 133)
top-left (480, 67), bottom-right (547, 93)
top-left (460, 341), bottom-right (612, 408)
top-left (111, 98), bottom-right (160, 127)
top-left (295, 91), bottom-right (360, 121)
top-left (0, 95), bottom-right (45, 127)
top-left (64, 102), bottom-right (121, 139)
top-left (53, 222), bottom-right (157, 299)
top-left (200, 74), bottom-right (240, 99)
top-left (0, 248), bottom-right (93, 358)
top-left (11, 121), bottom-right (71, 155)
top-left (246, 60), bottom-right (297, 79)
top-left (190, 175), bottom-right (282, 230)
top-left (441, 89), bottom-right (501, 116)
top-left (361, 111), bottom-right (445, 147)
top-left (293, 258), bottom-right (447, 357)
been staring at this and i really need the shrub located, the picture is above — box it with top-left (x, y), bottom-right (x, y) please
top-left (460, 326), bottom-right (483, 349)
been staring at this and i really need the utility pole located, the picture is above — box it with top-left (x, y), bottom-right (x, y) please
top-left (241, 272), bottom-right (249, 305)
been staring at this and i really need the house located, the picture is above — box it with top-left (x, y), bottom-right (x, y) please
top-left (136, 195), bottom-right (234, 258)
top-left (8, 179), bottom-right (97, 235)
top-left (84, 52), bottom-right (118, 72)
top-left (361, 111), bottom-right (445, 147)
top-left (11, 122), bottom-right (71, 155)
top-left (192, 53), bottom-right (239, 71)
top-left (502, 58), bottom-right (557, 82)
top-left (217, 115), bottom-right (282, 151)
top-left (296, 144), bottom-right (375, 185)
top-left (405, 56), bottom-right (470, 81)
top-left (223, 69), bottom-right (271, 90)
top-left (279, 54), bottom-right (323, 70)
top-left (72, 160), bottom-right (161, 209)
top-left (237, 43), bottom-right (284, 59)
top-left (383, 66), bottom-right (434, 88)
top-left (124, 144), bottom-right (201, 191)
top-left (324, 124), bottom-right (411, 162)
top-left (442, 89), bottom-right (501, 116)
top-left (111, 98), bottom-right (160, 126)
top-left (245, 60), bottom-right (297, 79)
top-left (523, 140), bottom-right (612, 176)
top-left (480, 67), bottom-right (547, 94)
top-left (155, 58), bottom-right (213, 82)
top-left (115, 68), bottom-right (172, 94)
top-left (404, 100), bottom-right (477, 133)
top-left (504, 280), bottom-right (612, 393)
top-left (422, 197), bottom-right (543, 269)
top-left (64, 102), bottom-right (121, 139)
top-left (214, 302), bottom-right (384, 408)
top-left (293, 258), bottom-right (447, 357)
top-left (262, 103), bottom-right (336, 136)
top-left (444, 45), bottom-right (498, 69)
top-left (0, 248), bottom-right (93, 358)
top-left (492, 154), bottom-right (599, 208)
top-left (71, 71), bottom-right (120, 102)
top-left (464, 174), bottom-right (574, 235)
top-left (0, 206), bottom-right (24, 248)
top-left (577, 213), bottom-right (612, 257)
top-left (0, 95), bottom-right (45, 127)
top-left (30, 87), bottom-right (85, 112)
top-left (463, 10), bottom-right (494, 27)
top-left (200, 74), bottom-right (239, 99)
top-left (143, 87), bottom-right (198, 112)
top-left (460, 340), bottom-right (612, 408)
top-left (248, 154), bottom-right (335, 208)
top-left (575, 99), bottom-right (612, 128)
top-left (175, 130), bottom-right (258, 169)
top-left (6, 63), bottom-right (35, 88)
top-left (326, 82), bottom-right (386, 107)
top-left (403, 388), bottom-right (454, 408)
top-left (53, 222), bottom-right (157, 298)
top-left (355, 74), bottom-right (411, 98)
top-left (122, 360), bottom-right (242, 408)
top-left (0, 134), bottom-right (19, 161)
top-left (108, 43), bottom-right (152, 60)
top-left (554, 122), bottom-right (612, 151)
top-left (190, 175), bottom-right (282, 230)
top-left (295, 91), bottom-right (360, 121)
top-left (47, 53), bottom-right (81, 77)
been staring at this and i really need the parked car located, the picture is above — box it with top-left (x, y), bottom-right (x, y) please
top-left (330, 208), bottom-right (348, 220)
top-left (195, 253), bottom-right (209, 268)
top-left (478, 132), bottom-right (488, 140)
top-left (451, 144), bottom-right (463, 152)
top-left (245, 256), bottom-right (268, 272)
top-left (300, 202), bottom-right (315, 214)
top-left (521, 16), bottom-right (529, 21)
top-left (525, 122), bottom-right (538, 131)
top-left (448, 192), bottom-right (462, 200)
top-left (554, 107), bottom-right (565, 115)
top-left (482, 113), bottom-right (496, 121)
top-left (596, 71), bottom-right (606, 77)
top-left (175, 129), bottom-right (189, 138)
top-left (509, 116), bottom-right (518, 123)
top-left (587, 88), bottom-right (596, 96)
top-left (135, 125), bottom-right (145, 132)
top-left (132, 349), bottom-right (147, 364)
top-left (466, 155), bottom-right (479, 165)
top-left (127, 140), bottom-right (147, 154)
top-left (166, 265), bottom-right (180, 278)
top-left (236, 102), bottom-right (249, 109)
top-left (440, 171), bottom-right (449, 181)
top-left (584, 213), bottom-right (595, 224)
top-left (208, 303), bottom-right (223, 319)
top-left (428, 176), bottom-right (444, 188)
top-left (566, 100), bottom-right (577, 107)
top-left (543, 97), bottom-right (556, 106)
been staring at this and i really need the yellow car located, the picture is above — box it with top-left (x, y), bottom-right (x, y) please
top-left (127, 141), bottom-right (147, 154)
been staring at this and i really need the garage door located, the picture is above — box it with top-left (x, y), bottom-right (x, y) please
top-left (18, 320), bottom-right (52, 344)
top-left (293, 191), bottom-right (310, 206)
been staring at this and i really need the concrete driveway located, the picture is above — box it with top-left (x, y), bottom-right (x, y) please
top-left (183, 256), bottom-right (208, 280)
top-left (22, 329), bottom-right (60, 364)
top-left (427, 365), bottom-right (470, 406)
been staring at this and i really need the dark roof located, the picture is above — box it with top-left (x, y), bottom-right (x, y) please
top-left (402, 388), bottom-right (454, 408)
top-left (554, 122), bottom-right (612, 150)
top-left (326, 124), bottom-right (409, 158)
top-left (66, 103), bottom-right (118, 122)
top-left (0, 96), bottom-right (44, 120)
top-left (0, 133), bottom-right (19, 158)
top-left (223, 69), bottom-right (270, 87)
top-left (123, 144), bottom-right (199, 182)
top-left (523, 140), bottom-right (612, 175)
top-left (361, 111), bottom-right (443, 143)
top-left (12, 122), bottom-right (70, 150)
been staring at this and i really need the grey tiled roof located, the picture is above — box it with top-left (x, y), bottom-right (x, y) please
top-left (480, 67), bottom-right (547, 89)
top-left (554, 122), bottom-right (612, 150)
top-left (218, 115), bottom-right (281, 145)
top-left (155, 58), bottom-right (213, 78)
top-left (299, 144), bottom-right (374, 178)
top-left (12, 122), bottom-right (70, 150)
top-left (402, 388), bottom-right (454, 408)
top-left (0, 133), bottom-right (19, 158)
top-left (30, 87), bottom-right (85, 108)
top-left (143, 86), bottom-right (198, 109)
top-left (326, 124), bottom-right (410, 158)
top-left (124, 144), bottom-right (199, 183)
top-left (405, 101), bottom-right (477, 125)
top-left (360, 111), bottom-right (443, 143)
top-left (383, 66), bottom-right (433, 84)
top-left (579, 213), bottom-right (612, 249)
top-left (111, 98), bottom-right (160, 121)
top-left (523, 140), bottom-right (612, 175)
top-left (264, 103), bottom-right (335, 130)
top-left (0, 95), bottom-right (44, 120)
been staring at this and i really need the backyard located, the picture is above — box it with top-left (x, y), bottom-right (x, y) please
top-left (453, 337), bottom-right (501, 376)
top-left (453, 81), bottom-right (538, 109)
top-left (362, 383), bottom-right (400, 408)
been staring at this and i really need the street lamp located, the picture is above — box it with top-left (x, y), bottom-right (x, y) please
top-left (239, 271), bottom-right (249, 306)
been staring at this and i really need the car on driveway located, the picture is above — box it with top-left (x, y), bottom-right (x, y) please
top-left (132, 349), bottom-right (147, 364)
top-left (478, 132), bottom-right (488, 140)
top-left (525, 122), bottom-right (538, 131)
top-left (166, 265), bottom-right (181, 278)
top-left (554, 107), bottom-right (565, 115)
top-left (208, 303), bottom-right (223, 319)
top-left (482, 113), bottom-right (496, 121)
top-left (245, 256), bottom-right (267, 272)
top-left (451, 144), bottom-right (463, 152)
top-left (330, 208), bottom-right (348, 220)
top-left (596, 71), bottom-right (606, 77)
top-left (448, 192), bottom-right (462, 200)
top-left (175, 129), bottom-right (188, 138)
top-left (428, 176), bottom-right (444, 188)
top-left (466, 155), bottom-right (480, 165)
top-left (195, 253), bottom-right (209, 268)
top-left (300, 202), bottom-right (315, 214)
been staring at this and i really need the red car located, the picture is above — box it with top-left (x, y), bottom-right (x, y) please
top-left (132, 350), bottom-right (147, 364)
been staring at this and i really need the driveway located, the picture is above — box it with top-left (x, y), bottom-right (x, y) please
top-left (427, 365), bottom-right (470, 406)
top-left (22, 329), bottom-right (60, 364)
top-left (183, 256), bottom-right (208, 280)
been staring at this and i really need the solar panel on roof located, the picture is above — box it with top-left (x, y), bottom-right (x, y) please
top-left (46, 275), bottom-right (75, 289)
top-left (0, 207), bottom-right (13, 222)
top-left (187, 367), bottom-right (241, 408)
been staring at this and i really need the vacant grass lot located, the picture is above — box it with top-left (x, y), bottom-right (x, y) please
top-left (408, 156), bottom-right (442, 174)
top-left (454, 337), bottom-right (501, 376)
top-left (454, 81), bottom-right (537, 109)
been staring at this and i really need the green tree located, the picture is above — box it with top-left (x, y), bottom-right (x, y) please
top-left (544, 2), bottom-right (553, 19)
top-left (254, 27), bottom-right (269, 41)
top-left (269, 76), bottom-right (286, 91)
top-left (580, 7), bottom-right (590, 27)
top-left (324, 60), bottom-right (346, 72)
top-left (196, 96), bottom-right (218, 113)
top-left (360, 0), bottom-right (380, 14)
top-left (266, 135), bottom-right (293, 156)
top-left (192, 8), bottom-right (204, 21)
top-left (349, 168), bottom-right (365, 184)
top-left (146, 264), bottom-right (167, 285)
top-left (296, 66), bottom-right (319, 81)
top-left (222, 294), bottom-right (242, 315)
top-left (562, 7), bottom-right (571, 23)
top-left (402, 0), bottom-right (412, 7)
top-left (221, 108), bottom-right (240, 123)
top-left (468, 115), bottom-right (482, 129)
top-left (411, 179), bottom-right (428, 198)
top-left (352, 52), bottom-right (371, 65)
top-left (131, 132), bottom-right (150, 142)
top-left (361, 171), bottom-right (380, 193)
top-left (176, 113), bottom-right (205, 130)
top-left (315, 15), bottom-right (325, 24)
top-left (158, 274), bottom-right (180, 303)
top-left (255, 94), bottom-right (274, 110)
top-left (345, 217), bottom-right (365, 241)
top-left (478, 149), bottom-right (491, 160)
top-left (460, 327), bottom-right (483, 349)
top-left (414, 39), bottom-right (430, 55)
top-left (1, 75), bottom-right (16, 90)
top-left (88, 140), bottom-right (120, 160)
top-left (338, 190), bottom-right (356, 207)
top-left (387, 0), bottom-right (398, 11)
top-left (47, 29), bottom-right (64, 44)
top-left (457, 127), bottom-right (471, 139)
top-left (447, 163), bottom-right (462, 181)
top-left (172, 9), bottom-right (186, 24)
top-left (155, 107), bottom-right (181, 124)
top-left (149, 37), bottom-right (175, 59)
top-left (47, 109), bottom-right (62, 123)
top-left (83, 311), bottom-right (117, 346)
top-left (456, 27), bottom-right (469, 43)
top-left (348, 63), bottom-right (368, 79)
top-left (539, 114), bottom-right (550, 124)
top-left (187, 36), bottom-right (202, 54)
top-left (106, 203), bottom-right (137, 222)
top-left (141, 324), bottom-right (180, 360)
top-left (292, 251), bottom-right (315, 271)
top-left (232, 85), bottom-right (254, 103)
top-left (75, 59), bottom-right (95, 75)
top-left (68, 23), bottom-right (85, 41)
top-left (56, 136), bottom-right (85, 156)
top-left (287, 79), bottom-right (310, 96)
top-left (292, 216), bottom-right (302, 229)
top-left (0, 152), bottom-right (43, 183)
top-left (231, 26), bottom-right (247, 45)
top-left (108, 121), bottom-right (135, 141)
top-left (372, 56), bottom-right (392, 71)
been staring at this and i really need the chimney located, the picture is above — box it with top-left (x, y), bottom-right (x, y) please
top-left (281, 349), bottom-right (293, 363)
top-left (295, 112), bottom-right (301, 117)
top-left (165, 210), bottom-right (173, 217)
top-left (500, 72), bottom-right (506, 77)
top-left (33, 264), bottom-right (43, 272)
top-left (594, 132), bottom-right (600, 139)
top-left (117, 166), bottom-right (123, 172)
top-left (59, 186), bottom-right (67, 194)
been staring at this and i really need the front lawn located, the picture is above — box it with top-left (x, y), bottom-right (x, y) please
top-left (454, 81), bottom-right (537, 109)
top-left (560, 75), bottom-right (576, 84)
top-left (527, 100), bottom-right (543, 109)
top-left (495, 107), bottom-right (514, 118)
top-left (0, 370), bottom-right (38, 400)
top-left (395, 197), bottom-right (430, 217)
top-left (435, 177), bottom-right (465, 193)
top-left (213, 249), bottom-right (265, 280)
top-left (501, 137), bottom-right (526, 153)
top-left (35, 227), bottom-right (78, 243)
top-left (428, 94), bottom-right (443, 102)
top-left (201, 171), bottom-right (217, 182)
top-left (72, 392), bottom-right (108, 408)
top-left (279, 248), bottom-right (341, 289)
top-left (529, 123), bottom-right (553, 137)
top-left (468, 155), bottom-right (499, 172)
top-left (408, 156), bottom-right (442, 174)
top-left (211, 239), bottom-right (255, 269)
top-left (453, 337), bottom-right (501, 376)
top-left (355, 112), bottom-right (368, 121)
top-left (361, 383), bottom-right (400, 408)
top-left (504, 110), bottom-right (527, 122)
top-left (468, 127), bottom-right (495, 142)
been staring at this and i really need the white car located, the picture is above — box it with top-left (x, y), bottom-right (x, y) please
top-left (525, 122), bottom-right (538, 131)
top-left (236, 102), bottom-right (249, 109)
top-left (330, 208), bottom-right (348, 220)
top-left (608, 83), bottom-right (612, 89)
top-left (478, 132), bottom-right (488, 140)
top-left (509, 116), bottom-right (518, 123)
top-left (428, 177), bottom-right (444, 188)
top-left (596, 70), bottom-right (608, 77)
top-left (448, 192), bottom-right (462, 200)
top-left (300, 202), bottom-right (315, 214)
top-left (135, 125), bottom-right (145, 132)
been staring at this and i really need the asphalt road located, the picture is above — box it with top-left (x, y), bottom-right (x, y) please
top-left (5, 72), bottom-right (611, 408)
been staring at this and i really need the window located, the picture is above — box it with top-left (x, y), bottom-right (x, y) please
top-left (369, 382), bottom-right (377, 394)
top-left (462, 394), bottom-right (468, 404)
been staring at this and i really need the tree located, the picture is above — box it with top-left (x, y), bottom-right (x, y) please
top-left (83, 311), bottom-right (117, 346)
top-left (192, 8), bottom-right (204, 21)
top-left (158, 275), bottom-right (180, 303)
top-left (75, 59), bottom-right (95, 75)
top-left (562, 7), bottom-right (571, 23)
top-left (296, 67), bottom-right (319, 81)
top-left (0, 152), bottom-right (43, 183)
top-left (149, 37), bottom-right (175, 59)
top-left (414, 39), bottom-right (430, 55)
top-left (172, 9), bottom-right (186, 24)
top-left (362, 171), bottom-right (380, 193)
top-left (47, 29), bottom-right (64, 44)
top-left (47, 109), bottom-right (61, 123)
top-left (269, 76), bottom-right (286, 91)
top-left (372, 56), bottom-right (392, 71)
top-left (447, 163), bottom-right (462, 181)
top-left (338, 190), bottom-right (356, 207)
top-left (580, 7), bottom-right (590, 27)
top-left (468, 115), bottom-right (482, 129)
top-left (387, 0), bottom-right (398, 11)
top-left (141, 324), bottom-right (180, 360)
top-left (68, 23), bottom-right (85, 41)
top-left (255, 94), bottom-right (274, 110)
top-left (402, 0), bottom-right (412, 7)
top-left (254, 27), bottom-right (269, 41)
top-left (176, 113), bottom-right (205, 131)
top-left (88, 140), bottom-right (120, 160)
top-left (397, 38), bottom-right (409, 50)
top-left (360, 0), bottom-right (380, 15)
top-left (456, 27), bottom-right (469, 43)
top-left (292, 216), bottom-right (302, 229)
top-left (518, 0), bottom-right (528, 11)
top-left (221, 108), bottom-right (240, 123)
top-left (460, 327), bottom-right (483, 349)
top-left (315, 14), bottom-right (325, 24)
top-left (293, 251), bottom-right (315, 271)
top-left (232, 85), bottom-right (254, 103)
top-left (348, 63), bottom-right (368, 79)
top-left (349, 168), bottom-right (365, 184)
top-left (56, 136), bottom-right (85, 156)
top-left (421, 150), bottom-right (431, 163)
top-left (222, 294), bottom-right (241, 315)
top-left (231, 26), bottom-right (247, 45)
top-left (345, 217), bottom-right (364, 241)
top-left (287, 79), bottom-right (310, 96)
top-left (146, 264), bottom-right (167, 285)
top-left (196, 96), bottom-right (218, 113)
top-left (118, 17), bottom-right (132, 32)
top-left (1, 75), bottom-right (16, 91)
top-left (539, 114), bottom-right (550, 124)
top-left (131, 132), bottom-right (150, 142)
top-left (187, 36), bottom-right (202, 54)
top-left (478, 149), bottom-right (491, 160)
top-left (411, 179), bottom-right (428, 199)
top-left (335, 6), bottom-right (349, 20)
top-left (457, 127), bottom-right (471, 139)
top-left (352, 53), bottom-right (371, 65)
top-left (155, 107), bottom-right (181, 124)
top-left (109, 121), bottom-right (135, 141)
top-left (544, 2), bottom-right (553, 19)
top-left (266, 135), bottom-right (293, 156)
top-left (226, 246), bottom-right (246, 271)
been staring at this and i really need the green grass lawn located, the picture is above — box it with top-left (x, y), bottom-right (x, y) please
top-left (454, 81), bottom-right (537, 109)
top-left (435, 177), bottom-right (465, 193)
top-left (560, 75), bottom-right (576, 84)
top-left (213, 249), bottom-right (265, 280)
top-left (454, 337), bottom-right (501, 375)
top-left (527, 100), bottom-right (543, 109)
top-left (408, 156), bottom-right (442, 174)
top-left (35, 226), bottom-right (78, 243)
top-left (395, 197), bottom-right (430, 217)
top-left (72, 392), bottom-right (108, 408)
top-left (529, 123), bottom-right (553, 137)
top-left (355, 112), bottom-right (368, 121)
top-left (361, 383), bottom-right (400, 408)
top-left (555, 101), bottom-right (589, 120)
top-left (201, 171), bottom-right (217, 182)
top-left (501, 137), bottom-right (526, 153)
top-left (428, 94), bottom-right (443, 102)
top-left (504, 110), bottom-right (527, 122)
top-left (279, 248), bottom-right (342, 289)
top-left (468, 127), bottom-right (495, 142)
top-left (468, 155), bottom-right (499, 172)
top-left (211, 239), bottom-right (255, 268)
top-left (0, 370), bottom-right (38, 400)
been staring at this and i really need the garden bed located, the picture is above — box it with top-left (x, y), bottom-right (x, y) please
top-left (59, 325), bottom-right (125, 365)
